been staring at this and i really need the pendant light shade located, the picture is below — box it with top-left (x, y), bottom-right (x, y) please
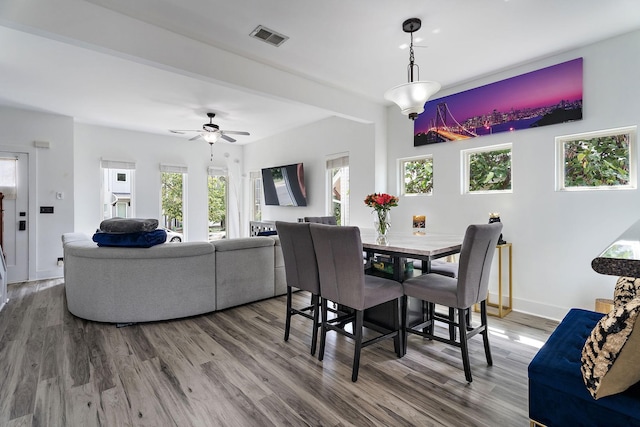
top-left (385, 18), bottom-right (441, 120)
top-left (384, 81), bottom-right (441, 118)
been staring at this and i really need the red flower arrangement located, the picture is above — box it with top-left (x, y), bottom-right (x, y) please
top-left (364, 193), bottom-right (399, 211)
top-left (364, 193), bottom-right (399, 242)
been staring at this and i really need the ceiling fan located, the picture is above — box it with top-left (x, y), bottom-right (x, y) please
top-left (169, 112), bottom-right (250, 143)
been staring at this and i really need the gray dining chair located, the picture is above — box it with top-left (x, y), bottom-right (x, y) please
top-left (309, 223), bottom-right (404, 382)
top-left (402, 222), bottom-right (503, 383)
top-left (275, 221), bottom-right (321, 355)
top-left (304, 216), bottom-right (337, 225)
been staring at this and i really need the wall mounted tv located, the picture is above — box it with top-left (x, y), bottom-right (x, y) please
top-left (261, 163), bottom-right (307, 206)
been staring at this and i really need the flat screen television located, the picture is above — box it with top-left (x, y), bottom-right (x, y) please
top-left (261, 163), bottom-right (307, 206)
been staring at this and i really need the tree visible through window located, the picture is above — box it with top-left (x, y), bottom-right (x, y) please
top-left (561, 129), bottom-right (633, 189)
top-left (466, 146), bottom-right (512, 192)
top-left (161, 172), bottom-right (184, 230)
top-left (402, 157), bottom-right (433, 196)
top-left (208, 174), bottom-right (227, 241)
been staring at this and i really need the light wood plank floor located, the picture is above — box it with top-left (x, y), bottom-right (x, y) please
top-left (0, 279), bottom-right (558, 426)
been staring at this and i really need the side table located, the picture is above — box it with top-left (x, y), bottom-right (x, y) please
top-left (475, 243), bottom-right (513, 318)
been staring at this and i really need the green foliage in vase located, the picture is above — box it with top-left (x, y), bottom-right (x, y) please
top-left (564, 133), bottom-right (630, 187)
top-left (469, 149), bottom-right (512, 192)
top-left (161, 172), bottom-right (183, 227)
top-left (403, 158), bottom-right (433, 194)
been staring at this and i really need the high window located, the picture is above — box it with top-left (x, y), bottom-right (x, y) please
top-left (208, 167), bottom-right (228, 241)
top-left (326, 155), bottom-right (349, 225)
top-left (556, 126), bottom-right (637, 191)
top-left (100, 159), bottom-right (135, 220)
top-left (462, 144), bottom-right (512, 194)
top-left (401, 156), bottom-right (434, 196)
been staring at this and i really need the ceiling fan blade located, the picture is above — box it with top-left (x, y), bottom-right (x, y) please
top-left (168, 130), bottom-right (185, 134)
top-left (221, 134), bottom-right (236, 143)
top-left (189, 134), bottom-right (203, 141)
top-left (221, 130), bottom-right (250, 136)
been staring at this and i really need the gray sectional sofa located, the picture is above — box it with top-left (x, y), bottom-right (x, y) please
top-left (61, 232), bottom-right (285, 324)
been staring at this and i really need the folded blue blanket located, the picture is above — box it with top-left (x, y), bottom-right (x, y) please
top-left (92, 229), bottom-right (167, 248)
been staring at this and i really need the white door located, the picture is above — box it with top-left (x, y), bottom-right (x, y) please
top-left (0, 152), bottom-right (29, 283)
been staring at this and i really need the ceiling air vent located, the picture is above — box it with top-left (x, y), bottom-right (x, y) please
top-left (250, 25), bottom-right (289, 47)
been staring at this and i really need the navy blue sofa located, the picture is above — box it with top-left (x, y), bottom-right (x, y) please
top-left (528, 308), bottom-right (640, 427)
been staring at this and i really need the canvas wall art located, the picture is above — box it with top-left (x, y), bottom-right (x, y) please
top-left (414, 58), bottom-right (583, 146)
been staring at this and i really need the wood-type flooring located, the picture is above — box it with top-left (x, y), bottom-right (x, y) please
top-left (0, 279), bottom-right (558, 426)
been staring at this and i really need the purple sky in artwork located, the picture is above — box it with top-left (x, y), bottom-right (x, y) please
top-left (414, 58), bottom-right (583, 134)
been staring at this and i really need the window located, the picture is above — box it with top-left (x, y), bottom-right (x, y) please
top-left (556, 126), bottom-right (637, 191)
top-left (100, 159), bottom-right (135, 220)
top-left (0, 157), bottom-right (18, 199)
top-left (463, 144), bottom-right (512, 193)
top-left (160, 164), bottom-right (187, 239)
top-left (208, 167), bottom-right (228, 241)
top-left (401, 156), bottom-right (433, 196)
top-left (326, 155), bottom-right (349, 225)
top-left (250, 171), bottom-right (262, 221)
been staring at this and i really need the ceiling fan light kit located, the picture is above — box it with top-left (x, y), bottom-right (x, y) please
top-left (169, 112), bottom-right (250, 145)
top-left (384, 17), bottom-right (441, 120)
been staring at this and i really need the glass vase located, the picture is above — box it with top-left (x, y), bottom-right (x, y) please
top-left (374, 209), bottom-right (390, 245)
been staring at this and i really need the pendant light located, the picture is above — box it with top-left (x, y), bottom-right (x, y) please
top-left (384, 18), bottom-right (441, 120)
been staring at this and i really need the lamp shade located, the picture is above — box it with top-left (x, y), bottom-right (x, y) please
top-left (203, 132), bottom-right (221, 143)
top-left (384, 81), bottom-right (441, 117)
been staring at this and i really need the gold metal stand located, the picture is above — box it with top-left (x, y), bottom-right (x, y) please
top-left (475, 243), bottom-right (513, 318)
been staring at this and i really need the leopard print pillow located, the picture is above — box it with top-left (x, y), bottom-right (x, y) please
top-left (581, 297), bottom-right (640, 399)
top-left (614, 276), bottom-right (640, 307)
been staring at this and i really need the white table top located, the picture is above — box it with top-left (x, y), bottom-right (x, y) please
top-left (359, 228), bottom-right (463, 259)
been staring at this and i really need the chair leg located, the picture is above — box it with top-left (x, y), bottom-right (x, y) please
top-left (458, 308), bottom-right (473, 383)
top-left (426, 302), bottom-right (435, 335)
top-left (448, 307), bottom-right (456, 340)
top-left (394, 297), bottom-right (403, 357)
top-left (401, 295), bottom-right (408, 355)
top-left (310, 294), bottom-right (320, 356)
top-left (318, 298), bottom-right (328, 361)
top-left (284, 286), bottom-right (292, 342)
top-left (481, 300), bottom-right (493, 366)
top-left (352, 310), bottom-right (364, 382)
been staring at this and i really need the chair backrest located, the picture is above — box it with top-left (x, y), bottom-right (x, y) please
top-left (304, 216), bottom-right (337, 225)
top-left (309, 223), bottom-right (366, 309)
top-left (275, 221), bottom-right (320, 294)
top-left (456, 222), bottom-right (503, 307)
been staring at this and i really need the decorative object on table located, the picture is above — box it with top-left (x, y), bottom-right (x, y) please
top-left (364, 193), bottom-right (399, 245)
top-left (414, 57), bottom-right (583, 146)
top-left (412, 215), bottom-right (426, 235)
top-left (489, 212), bottom-right (507, 245)
top-left (384, 17), bottom-right (441, 121)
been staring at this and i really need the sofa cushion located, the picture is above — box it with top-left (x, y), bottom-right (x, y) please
top-left (99, 217), bottom-right (159, 233)
top-left (92, 229), bottom-right (167, 248)
top-left (213, 236), bottom-right (274, 251)
top-left (581, 298), bottom-right (640, 399)
top-left (614, 276), bottom-right (640, 307)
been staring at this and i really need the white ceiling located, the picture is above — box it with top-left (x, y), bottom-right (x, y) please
top-left (1, 0), bottom-right (640, 144)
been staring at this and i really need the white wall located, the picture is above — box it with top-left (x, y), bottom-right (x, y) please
top-left (387, 30), bottom-right (640, 320)
top-left (243, 116), bottom-right (376, 231)
top-left (0, 106), bottom-right (74, 280)
top-left (74, 124), bottom-right (243, 242)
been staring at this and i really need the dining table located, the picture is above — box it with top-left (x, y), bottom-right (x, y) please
top-left (358, 228), bottom-right (465, 356)
top-left (359, 228), bottom-right (464, 281)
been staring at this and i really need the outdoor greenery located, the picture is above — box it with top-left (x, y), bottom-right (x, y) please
top-left (468, 148), bottom-right (512, 192)
top-left (161, 172), bottom-right (183, 228)
top-left (208, 175), bottom-right (227, 229)
top-left (563, 133), bottom-right (630, 187)
top-left (403, 158), bottom-right (433, 195)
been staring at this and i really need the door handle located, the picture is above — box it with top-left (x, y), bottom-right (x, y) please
top-left (19, 220), bottom-right (26, 231)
